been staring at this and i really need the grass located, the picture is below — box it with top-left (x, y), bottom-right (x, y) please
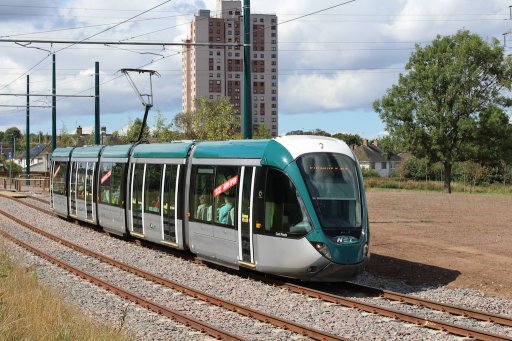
top-left (0, 242), bottom-right (133, 341)
top-left (364, 178), bottom-right (512, 194)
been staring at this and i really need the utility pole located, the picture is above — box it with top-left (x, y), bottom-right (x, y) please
top-left (8, 146), bottom-right (12, 189)
top-left (94, 61), bottom-right (100, 145)
top-left (243, 0), bottom-right (252, 139)
top-left (26, 75), bottom-right (30, 178)
top-left (504, 6), bottom-right (512, 46)
top-left (52, 53), bottom-right (57, 151)
top-left (10, 136), bottom-right (16, 189)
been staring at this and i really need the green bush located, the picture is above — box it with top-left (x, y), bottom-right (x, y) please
top-left (2, 160), bottom-right (22, 174)
top-left (362, 168), bottom-right (381, 178)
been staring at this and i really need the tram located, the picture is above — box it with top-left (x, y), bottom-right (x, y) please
top-left (50, 135), bottom-right (369, 281)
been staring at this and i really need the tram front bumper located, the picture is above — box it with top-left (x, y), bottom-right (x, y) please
top-left (307, 259), bottom-right (367, 282)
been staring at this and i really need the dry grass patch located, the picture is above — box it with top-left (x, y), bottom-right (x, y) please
top-left (0, 242), bottom-right (133, 341)
top-left (364, 178), bottom-right (512, 194)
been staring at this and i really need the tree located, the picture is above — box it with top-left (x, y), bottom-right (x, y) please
top-left (374, 30), bottom-right (512, 193)
top-left (253, 123), bottom-right (272, 139)
top-left (153, 111), bottom-right (179, 142)
top-left (2, 160), bottom-right (22, 173)
top-left (125, 117), bottom-right (150, 142)
top-left (331, 132), bottom-right (362, 146)
top-left (377, 135), bottom-right (403, 160)
top-left (285, 129), bottom-right (306, 136)
top-left (109, 131), bottom-right (123, 145)
top-left (3, 127), bottom-right (21, 144)
top-left (58, 122), bottom-right (74, 147)
top-left (173, 97), bottom-right (240, 140)
top-left (286, 128), bottom-right (331, 136)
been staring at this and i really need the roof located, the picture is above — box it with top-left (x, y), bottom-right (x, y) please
top-left (19, 144), bottom-right (50, 159)
top-left (275, 135), bottom-right (354, 161)
top-left (353, 144), bottom-right (401, 163)
top-left (191, 140), bottom-right (270, 159)
top-left (51, 147), bottom-right (75, 158)
top-left (30, 144), bottom-right (48, 158)
top-left (71, 145), bottom-right (104, 159)
top-left (131, 142), bottom-right (194, 159)
top-left (101, 144), bottom-right (134, 158)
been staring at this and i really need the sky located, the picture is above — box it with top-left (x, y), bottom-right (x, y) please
top-left (0, 0), bottom-right (511, 139)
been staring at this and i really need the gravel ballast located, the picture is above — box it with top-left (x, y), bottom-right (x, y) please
top-left (1, 195), bottom-right (511, 340)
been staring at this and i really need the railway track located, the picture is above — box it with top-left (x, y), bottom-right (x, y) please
top-left (341, 282), bottom-right (512, 327)
top-left (2, 194), bottom-right (512, 340)
top-left (24, 195), bottom-right (49, 205)
top-left (273, 281), bottom-right (512, 341)
top-left (0, 206), bottom-right (345, 341)
top-left (0, 228), bottom-right (241, 341)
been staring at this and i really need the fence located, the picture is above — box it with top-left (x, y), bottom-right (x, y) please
top-left (0, 174), bottom-right (50, 193)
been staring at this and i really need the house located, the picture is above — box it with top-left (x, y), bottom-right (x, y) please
top-left (353, 139), bottom-right (401, 177)
top-left (75, 125), bottom-right (112, 144)
top-left (15, 144), bottom-right (51, 172)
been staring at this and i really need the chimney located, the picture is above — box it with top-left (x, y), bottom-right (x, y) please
top-left (76, 126), bottom-right (82, 136)
top-left (372, 139), bottom-right (379, 147)
top-left (363, 139), bottom-right (368, 146)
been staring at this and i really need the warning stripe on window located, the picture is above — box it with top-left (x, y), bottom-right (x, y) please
top-left (213, 175), bottom-right (238, 197)
top-left (100, 169), bottom-right (112, 184)
top-left (53, 165), bottom-right (61, 178)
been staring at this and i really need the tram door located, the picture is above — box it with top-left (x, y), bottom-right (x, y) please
top-left (85, 162), bottom-right (95, 221)
top-left (162, 164), bottom-right (179, 245)
top-left (238, 166), bottom-right (255, 264)
top-left (130, 163), bottom-right (144, 235)
top-left (69, 162), bottom-right (77, 216)
top-left (75, 162), bottom-right (87, 220)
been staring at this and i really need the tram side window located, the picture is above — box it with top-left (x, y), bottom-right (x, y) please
top-left (163, 165), bottom-right (178, 221)
top-left (144, 164), bottom-right (163, 214)
top-left (85, 162), bottom-right (95, 204)
top-left (52, 161), bottom-right (68, 195)
top-left (131, 163), bottom-right (145, 210)
top-left (191, 165), bottom-right (239, 227)
top-left (76, 162), bottom-right (86, 200)
top-left (264, 169), bottom-right (312, 238)
top-left (69, 162), bottom-right (77, 198)
top-left (213, 166), bottom-right (239, 227)
top-left (192, 166), bottom-right (214, 222)
top-left (99, 162), bottom-right (125, 207)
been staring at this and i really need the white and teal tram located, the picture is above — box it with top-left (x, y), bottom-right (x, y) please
top-left (50, 136), bottom-right (370, 281)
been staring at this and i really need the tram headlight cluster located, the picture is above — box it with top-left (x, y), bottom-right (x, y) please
top-left (311, 242), bottom-right (332, 260)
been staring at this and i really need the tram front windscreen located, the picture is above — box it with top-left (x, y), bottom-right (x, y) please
top-left (297, 153), bottom-right (362, 238)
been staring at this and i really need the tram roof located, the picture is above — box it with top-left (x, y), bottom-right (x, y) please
top-left (192, 140), bottom-right (270, 159)
top-left (70, 145), bottom-right (104, 159)
top-left (51, 147), bottom-right (75, 158)
top-left (101, 144), bottom-right (133, 158)
top-left (131, 142), bottom-right (194, 159)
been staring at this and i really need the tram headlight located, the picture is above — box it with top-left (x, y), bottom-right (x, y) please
top-left (311, 242), bottom-right (332, 260)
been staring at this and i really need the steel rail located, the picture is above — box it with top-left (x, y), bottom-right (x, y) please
top-left (24, 196), bottom-right (51, 205)
top-left (4, 195), bottom-right (54, 215)
top-left (0, 207), bottom-right (346, 341)
top-left (277, 281), bottom-right (512, 341)
top-left (0, 229), bottom-right (241, 341)
top-left (343, 282), bottom-right (512, 327)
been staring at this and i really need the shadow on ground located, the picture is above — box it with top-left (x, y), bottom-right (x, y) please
top-left (367, 253), bottom-right (461, 287)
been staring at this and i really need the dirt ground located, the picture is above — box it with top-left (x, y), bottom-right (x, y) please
top-left (365, 190), bottom-right (512, 299)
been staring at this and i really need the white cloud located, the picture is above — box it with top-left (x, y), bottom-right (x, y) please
top-left (0, 0), bottom-right (510, 137)
top-left (280, 70), bottom-right (398, 114)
